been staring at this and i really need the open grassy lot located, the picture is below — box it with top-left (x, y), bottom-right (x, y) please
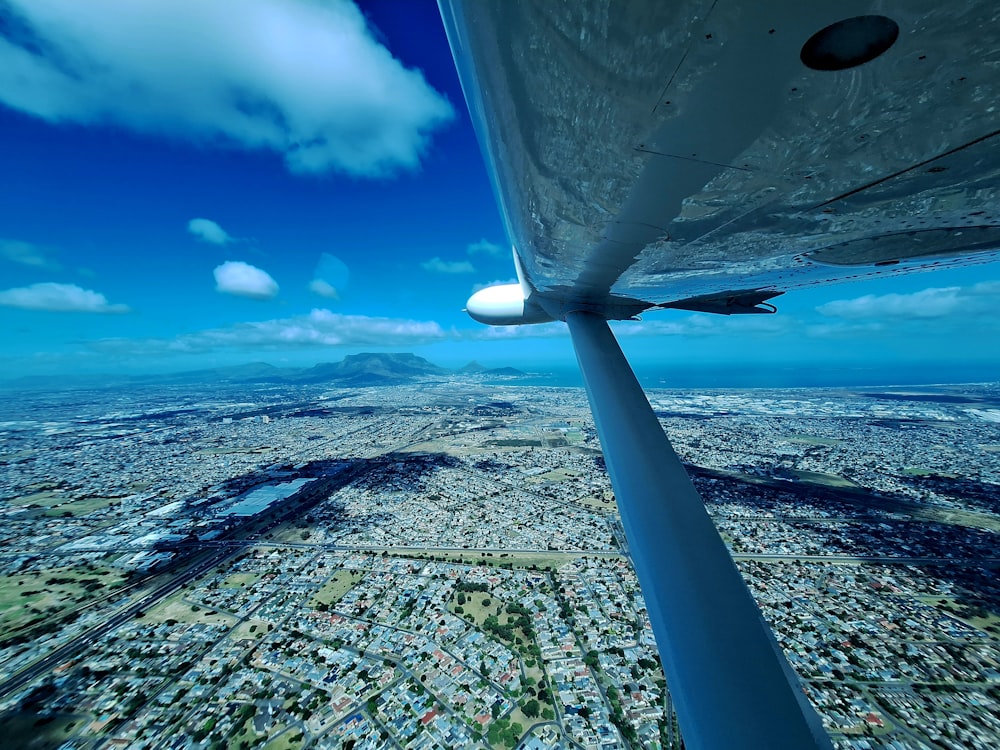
top-left (530, 468), bottom-right (581, 483)
top-left (232, 618), bottom-right (273, 641)
top-left (313, 569), bottom-right (365, 607)
top-left (454, 591), bottom-right (504, 626)
top-left (919, 596), bottom-right (1000, 634)
top-left (0, 565), bottom-right (125, 635)
top-left (263, 727), bottom-right (304, 750)
top-left (42, 496), bottom-right (120, 517)
top-left (400, 549), bottom-right (616, 571)
top-left (572, 494), bottom-right (615, 512)
top-left (789, 469), bottom-right (858, 488)
top-left (7, 490), bottom-right (64, 508)
top-left (138, 593), bottom-right (236, 627)
top-left (222, 572), bottom-right (260, 588)
top-left (0, 712), bottom-right (88, 750)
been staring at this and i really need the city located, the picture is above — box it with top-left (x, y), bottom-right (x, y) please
top-left (1, 370), bottom-right (998, 749)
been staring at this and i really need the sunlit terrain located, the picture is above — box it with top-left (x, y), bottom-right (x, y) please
top-left (1, 368), bottom-right (998, 749)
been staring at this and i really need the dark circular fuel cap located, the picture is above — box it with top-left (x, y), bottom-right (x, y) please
top-left (801, 15), bottom-right (899, 71)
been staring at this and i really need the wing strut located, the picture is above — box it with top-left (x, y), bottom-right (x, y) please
top-left (566, 311), bottom-right (832, 750)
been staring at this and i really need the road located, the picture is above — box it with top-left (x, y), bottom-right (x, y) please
top-left (0, 462), bottom-right (373, 702)
top-left (0, 548), bottom-right (229, 700)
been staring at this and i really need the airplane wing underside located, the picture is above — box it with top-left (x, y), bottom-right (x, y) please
top-left (441, 0), bottom-right (1000, 314)
top-left (439, 2), bottom-right (998, 749)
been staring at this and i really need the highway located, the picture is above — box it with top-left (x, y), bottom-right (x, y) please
top-left (0, 548), bottom-right (229, 701)
top-left (0, 463), bottom-right (371, 702)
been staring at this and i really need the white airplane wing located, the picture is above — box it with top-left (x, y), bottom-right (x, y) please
top-left (439, 2), bottom-right (999, 749)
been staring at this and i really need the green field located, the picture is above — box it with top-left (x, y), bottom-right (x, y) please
top-left (263, 727), bottom-right (304, 750)
top-left (919, 596), bottom-right (1000, 634)
top-left (454, 591), bottom-right (504, 626)
top-left (7, 491), bottom-right (63, 508)
top-left (0, 713), bottom-right (89, 750)
top-left (138, 593), bottom-right (236, 627)
top-left (789, 470), bottom-right (858, 488)
top-left (313, 569), bottom-right (365, 607)
top-left (42, 496), bottom-right (120, 517)
top-left (399, 549), bottom-right (600, 570)
top-left (0, 565), bottom-right (124, 636)
top-left (232, 618), bottom-right (272, 641)
top-left (530, 468), bottom-right (581, 483)
top-left (223, 572), bottom-right (260, 588)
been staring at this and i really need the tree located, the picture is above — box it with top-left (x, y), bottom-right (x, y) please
top-left (523, 699), bottom-right (540, 718)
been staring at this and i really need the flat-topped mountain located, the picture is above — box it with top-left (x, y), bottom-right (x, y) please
top-left (2, 353), bottom-right (492, 390)
top-left (291, 353), bottom-right (448, 385)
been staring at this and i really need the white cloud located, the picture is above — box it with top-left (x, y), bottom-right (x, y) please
top-left (0, 0), bottom-right (453, 177)
top-left (422, 257), bottom-right (474, 274)
top-left (461, 310), bottom-right (789, 340)
top-left (0, 282), bottom-right (128, 312)
top-left (467, 239), bottom-right (503, 257)
top-left (188, 218), bottom-right (233, 245)
top-left (214, 261), bottom-right (279, 299)
top-left (470, 322), bottom-right (567, 340)
top-left (0, 239), bottom-right (59, 269)
top-left (817, 282), bottom-right (1000, 321)
top-left (91, 308), bottom-right (446, 354)
top-left (613, 314), bottom-right (790, 337)
top-left (308, 279), bottom-right (339, 299)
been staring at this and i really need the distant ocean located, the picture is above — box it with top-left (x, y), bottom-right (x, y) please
top-left (496, 363), bottom-right (1000, 390)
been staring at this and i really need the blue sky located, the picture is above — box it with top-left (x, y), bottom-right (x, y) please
top-left (1, 0), bottom-right (998, 385)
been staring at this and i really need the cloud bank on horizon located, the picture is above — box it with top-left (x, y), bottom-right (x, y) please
top-left (816, 281), bottom-right (1000, 322)
top-left (0, 0), bottom-right (454, 177)
top-left (88, 309), bottom-right (448, 357)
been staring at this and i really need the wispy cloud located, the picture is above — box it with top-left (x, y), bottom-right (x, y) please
top-left (214, 261), bottom-right (279, 299)
top-left (0, 238), bottom-right (59, 270)
top-left (0, 0), bottom-right (453, 177)
top-left (468, 322), bottom-right (567, 339)
top-left (613, 314), bottom-right (790, 337)
top-left (467, 239), bottom-right (503, 257)
top-left (308, 279), bottom-right (339, 299)
top-left (0, 282), bottom-right (129, 313)
top-left (816, 282), bottom-right (1000, 321)
top-left (187, 218), bottom-right (234, 245)
top-left (309, 253), bottom-right (350, 299)
top-left (90, 309), bottom-right (446, 354)
top-left (422, 257), bottom-right (475, 274)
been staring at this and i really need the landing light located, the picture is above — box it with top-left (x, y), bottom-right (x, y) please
top-left (801, 15), bottom-right (899, 71)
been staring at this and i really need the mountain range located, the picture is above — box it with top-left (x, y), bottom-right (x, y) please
top-left (3, 353), bottom-right (527, 390)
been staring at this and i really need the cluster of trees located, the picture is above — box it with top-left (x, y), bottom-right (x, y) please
top-left (455, 581), bottom-right (490, 593)
top-left (604, 684), bottom-right (639, 745)
top-left (487, 717), bottom-right (524, 746)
